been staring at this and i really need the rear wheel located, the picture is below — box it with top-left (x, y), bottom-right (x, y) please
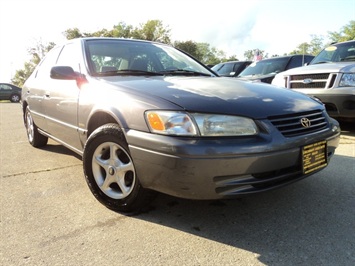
top-left (10, 94), bottom-right (20, 103)
top-left (25, 107), bottom-right (48, 147)
top-left (83, 123), bottom-right (156, 214)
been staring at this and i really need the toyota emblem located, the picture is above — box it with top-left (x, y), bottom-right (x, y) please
top-left (300, 117), bottom-right (311, 128)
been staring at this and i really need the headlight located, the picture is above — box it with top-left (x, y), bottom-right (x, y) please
top-left (192, 113), bottom-right (258, 136)
top-left (145, 111), bottom-right (258, 136)
top-left (146, 111), bottom-right (197, 136)
top-left (271, 74), bottom-right (286, 87)
top-left (339, 73), bottom-right (355, 87)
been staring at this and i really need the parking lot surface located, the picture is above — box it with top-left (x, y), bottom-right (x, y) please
top-left (1, 102), bottom-right (354, 265)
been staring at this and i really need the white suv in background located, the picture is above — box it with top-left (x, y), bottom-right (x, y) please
top-left (272, 40), bottom-right (355, 121)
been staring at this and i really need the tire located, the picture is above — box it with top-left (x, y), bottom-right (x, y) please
top-left (10, 94), bottom-right (20, 103)
top-left (83, 123), bottom-right (156, 214)
top-left (25, 106), bottom-right (48, 147)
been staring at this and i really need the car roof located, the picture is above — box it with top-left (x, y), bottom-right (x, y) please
top-left (332, 40), bottom-right (355, 45)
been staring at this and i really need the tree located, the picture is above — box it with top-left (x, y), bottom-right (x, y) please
top-left (111, 22), bottom-right (134, 38)
top-left (132, 20), bottom-right (171, 44)
top-left (11, 41), bottom-right (56, 87)
top-left (309, 35), bottom-right (325, 55)
top-left (63, 28), bottom-right (85, 39)
top-left (174, 40), bottom-right (199, 58)
top-left (290, 42), bottom-right (311, 55)
top-left (194, 43), bottom-right (226, 65)
top-left (174, 41), bottom-right (226, 65)
top-left (244, 49), bottom-right (266, 61)
top-left (290, 35), bottom-right (324, 56)
top-left (328, 20), bottom-right (355, 43)
top-left (224, 55), bottom-right (239, 62)
top-left (291, 20), bottom-right (355, 57)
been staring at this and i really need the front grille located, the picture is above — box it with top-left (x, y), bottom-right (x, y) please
top-left (291, 81), bottom-right (326, 89)
top-left (268, 110), bottom-right (328, 137)
top-left (290, 73), bottom-right (329, 80)
top-left (288, 73), bottom-right (337, 89)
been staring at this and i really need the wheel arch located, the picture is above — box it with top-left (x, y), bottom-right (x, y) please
top-left (21, 101), bottom-right (28, 123)
top-left (86, 111), bottom-right (123, 138)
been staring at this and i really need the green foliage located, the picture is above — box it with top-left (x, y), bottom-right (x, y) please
top-left (174, 40), bottom-right (226, 65)
top-left (174, 40), bottom-right (199, 57)
top-left (291, 21), bottom-right (355, 57)
top-left (11, 20), bottom-right (355, 84)
top-left (290, 35), bottom-right (324, 56)
top-left (243, 49), bottom-right (266, 61)
top-left (11, 41), bottom-right (56, 87)
top-left (132, 20), bottom-right (171, 43)
top-left (11, 62), bottom-right (35, 88)
top-left (63, 28), bottom-right (84, 39)
top-left (112, 22), bottom-right (134, 38)
top-left (328, 20), bottom-right (355, 43)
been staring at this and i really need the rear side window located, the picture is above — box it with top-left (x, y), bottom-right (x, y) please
top-left (36, 46), bottom-right (63, 79)
top-left (216, 63), bottom-right (234, 75)
top-left (287, 56), bottom-right (314, 69)
top-left (287, 56), bottom-right (303, 69)
top-left (0, 84), bottom-right (12, 90)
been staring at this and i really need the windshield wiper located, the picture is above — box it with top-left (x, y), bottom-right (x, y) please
top-left (340, 56), bottom-right (355, 62)
top-left (313, 61), bottom-right (331, 65)
top-left (97, 69), bottom-right (163, 76)
top-left (159, 69), bottom-right (212, 76)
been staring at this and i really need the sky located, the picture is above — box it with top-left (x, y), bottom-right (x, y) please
top-left (0, 0), bottom-right (354, 82)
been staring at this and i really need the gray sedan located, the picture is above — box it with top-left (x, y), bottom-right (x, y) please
top-left (21, 38), bottom-right (340, 213)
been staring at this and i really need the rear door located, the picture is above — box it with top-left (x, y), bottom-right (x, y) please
top-left (24, 46), bottom-right (63, 130)
top-left (42, 41), bottom-right (83, 152)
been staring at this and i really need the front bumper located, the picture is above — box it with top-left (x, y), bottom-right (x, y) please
top-left (126, 124), bottom-right (340, 200)
top-left (311, 94), bottom-right (355, 119)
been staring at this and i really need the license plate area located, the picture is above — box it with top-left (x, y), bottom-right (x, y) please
top-left (302, 140), bottom-right (328, 174)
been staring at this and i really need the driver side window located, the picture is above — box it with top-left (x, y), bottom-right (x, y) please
top-left (56, 43), bottom-right (81, 73)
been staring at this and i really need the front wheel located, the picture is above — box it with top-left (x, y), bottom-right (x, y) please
top-left (83, 123), bottom-right (156, 213)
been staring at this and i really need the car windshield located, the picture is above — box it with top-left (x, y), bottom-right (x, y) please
top-left (85, 39), bottom-right (213, 77)
top-left (238, 57), bottom-right (288, 77)
top-left (311, 41), bottom-right (355, 64)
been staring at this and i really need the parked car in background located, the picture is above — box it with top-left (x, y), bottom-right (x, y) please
top-left (237, 55), bottom-right (314, 84)
top-left (212, 60), bottom-right (252, 77)
top-left (0, 83), bottom-right (22, 102)
top-left (272, 40), bottom-right (355, 121)
top-left (21, 37), bottom-right (340, 213)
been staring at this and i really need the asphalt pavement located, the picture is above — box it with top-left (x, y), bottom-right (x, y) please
top-left (1, 102), bottom-right (354, 266)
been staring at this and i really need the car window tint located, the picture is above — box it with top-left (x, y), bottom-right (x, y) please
top-left (86, 40), bottom-right (211, 75)
top-left (217, 63), bottom-right (234, 75)
top-left (56, 43), bottom-right (81, 72)
top-left (211, 63), bottom-right (223, 72)
top-left (36, 46), bottom-right (63, 79)
top-left (287, 56), bottom-right (303, 69)
top-left (287, 56), bottom-right (314, 69)
top-left (240, 58), bottom-right (288, 76)
top-left (86, 41), bottom-right (155, 73)
top-left (0, 84), bottom-right (11, 90)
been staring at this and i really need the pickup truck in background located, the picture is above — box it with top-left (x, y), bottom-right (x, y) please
top-left (272, 40), bottom-right (355, 121)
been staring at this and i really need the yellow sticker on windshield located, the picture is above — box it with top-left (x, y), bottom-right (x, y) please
top-left (325, 46), bottom-right (337, 51)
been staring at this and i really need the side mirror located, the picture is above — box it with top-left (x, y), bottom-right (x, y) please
top-left (50, 66), bottom-right (78, 80)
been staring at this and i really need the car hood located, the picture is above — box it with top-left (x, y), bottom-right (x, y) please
top-left (102, 76), bottom-right (322, 119)
top-left (277, 62), bottom-right (355, 76)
